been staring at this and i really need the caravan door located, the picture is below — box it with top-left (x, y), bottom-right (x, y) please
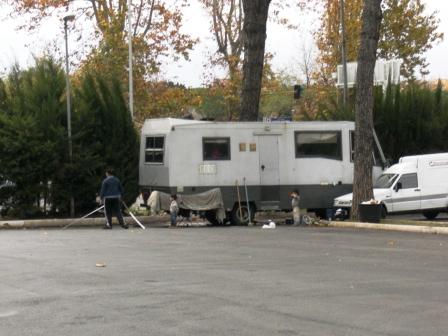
top-left (258, 135), bottom-right (280, 209)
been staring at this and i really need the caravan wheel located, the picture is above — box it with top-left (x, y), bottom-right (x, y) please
top-left (381, 205), bottom-right (387, 219)
top-left (230, 204), bottom-right (254, 226)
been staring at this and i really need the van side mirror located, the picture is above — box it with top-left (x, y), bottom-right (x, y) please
top-left (394, 182), bottom-right (402, 192)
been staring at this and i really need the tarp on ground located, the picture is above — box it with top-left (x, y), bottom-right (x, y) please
top-left (147, 188), bottom-right (225, 223)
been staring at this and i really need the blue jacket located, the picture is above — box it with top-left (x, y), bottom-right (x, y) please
top-left (100, 175), bottom-right (124, 199)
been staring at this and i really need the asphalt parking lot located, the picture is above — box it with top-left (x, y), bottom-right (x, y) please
top-left (1, 226), bottom-right (448, 336)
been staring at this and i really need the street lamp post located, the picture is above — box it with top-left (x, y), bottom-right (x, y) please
top-left (339, 0), bottom-right (348, 109)
top-left (64, 13), bottom-right (75, 218)
top-left (128, 0), bottom-right (134, 120)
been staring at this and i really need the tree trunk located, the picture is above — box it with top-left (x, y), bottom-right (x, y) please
top-left (227, 63), bottom-right (241, 120)
top-left (351, 0), bottom-right (382, 220)
top-left (239, 0), bottom-right (271, 121)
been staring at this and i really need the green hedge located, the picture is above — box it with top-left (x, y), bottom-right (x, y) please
top-left (0, 58), bottom-right (139, 218)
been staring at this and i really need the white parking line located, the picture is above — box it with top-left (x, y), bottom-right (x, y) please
top-left (0, 310), bottom-right (18, 318)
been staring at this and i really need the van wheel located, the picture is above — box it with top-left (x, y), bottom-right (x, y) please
top-left (204, 210), bottom-right (221, 226)
top-left (381, 205), bottom-right (387, 219)
top-left (230, 204), bottom-right (254, 226)
top-left (423, 211), bottom-right (438, 220)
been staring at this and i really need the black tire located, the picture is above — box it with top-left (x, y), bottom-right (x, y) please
top-left (204, 210), bottom-right (221, 226)
top-left (178, 208), bottom-right (191, 219)
top-left (423, 211), bottom-right (438, 220)
top-left (230, 204), bottom-right (255, 226)
top-left (381, 205), bottom-right (387, 219)
top-left (314, 209), bottom-right (327, 220)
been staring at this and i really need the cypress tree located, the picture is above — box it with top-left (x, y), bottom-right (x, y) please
top-left (0, 58), bottom-right (139, 217)
top-left (0, 58), bottom-right (67, 217)
top-left (74, 74), bottom-right (139, 208)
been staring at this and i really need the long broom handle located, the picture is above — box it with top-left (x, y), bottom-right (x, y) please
top-left (62, 205), bottom-right (105, 230)
top-left (236, 180), bottom-right (243, 221)
top-left (122, 201), bottom-right (146, 229)
top-left (243, 177), bottom-right (252, 225)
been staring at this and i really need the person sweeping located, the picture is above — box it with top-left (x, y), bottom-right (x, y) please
top-left (100, 168), bottom-right (128, 229)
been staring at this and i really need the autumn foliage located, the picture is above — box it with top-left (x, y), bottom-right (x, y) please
top-left (5, 0), bottom-right (197, 121)
top-left (314, 0), bottom-right (443, 80)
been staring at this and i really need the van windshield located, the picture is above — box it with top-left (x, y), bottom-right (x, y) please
top-left (374, 174), bottom-right (398, 188)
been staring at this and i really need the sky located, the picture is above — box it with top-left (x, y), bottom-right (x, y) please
top-left (0, 0), bottom-right (447, 87)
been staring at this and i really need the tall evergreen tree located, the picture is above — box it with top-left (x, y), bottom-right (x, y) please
top-left (74, 74), bottom-right (139, 208)
top-left (374, 82), bottom-right (448, 163)
top-left (0, 58), bottom-right (139, 218)
top-left (0, 58), bottom-right (67, 217)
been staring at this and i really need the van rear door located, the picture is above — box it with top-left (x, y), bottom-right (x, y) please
top-left (391, 173), bottom-right (421, 212)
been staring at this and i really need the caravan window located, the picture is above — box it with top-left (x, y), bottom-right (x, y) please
top-left (203, 137), bottom-right (231, 160)
top-left (295, 131), bottom-right (342, 160)
top-left (145, 136), bottom-right (165, 164)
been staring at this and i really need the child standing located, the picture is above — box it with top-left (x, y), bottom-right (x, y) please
top-left (169, 194), bottom-right (179, 227)
top-left (291, 190), bottom-right (301, 226)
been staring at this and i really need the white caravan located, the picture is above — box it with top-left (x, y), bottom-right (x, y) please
top-left (139, 118), bottom-right (384, 224)
top-left (334, 153), bottom-right (448, 219)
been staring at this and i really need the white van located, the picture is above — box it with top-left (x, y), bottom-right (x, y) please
top-left (334, 153), bottom-right (448, 219)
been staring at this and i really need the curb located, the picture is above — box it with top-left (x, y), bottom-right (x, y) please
top-left (325, 220), bottom-right (448, 235)
top-left (2, 216), bottom-right (448, 235)
top-left (0, 215), bottom-right (171, 230)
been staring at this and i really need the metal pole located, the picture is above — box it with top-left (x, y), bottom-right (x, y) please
top-left (372, 128), bottom-right (387, 167)
top-left (339, 0), bottom-right (348, 108)
top-left (62, 205), bottom-right (104, 230)
top-left (64, 20), bottom-right (72, 161)
top-left (64, 15), bottom-right (75, 218)
top-left (128, 0), bottom-right (134, 120)
top-left (243, 177), bottom-right (252, 226)
top-left (122, 201), bottom-right (146, 229)
top-left (235, 180), bottom-right (243, 222)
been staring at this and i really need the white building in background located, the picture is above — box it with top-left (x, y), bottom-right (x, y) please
top-left (336, 59), bottom-right (402, 90)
